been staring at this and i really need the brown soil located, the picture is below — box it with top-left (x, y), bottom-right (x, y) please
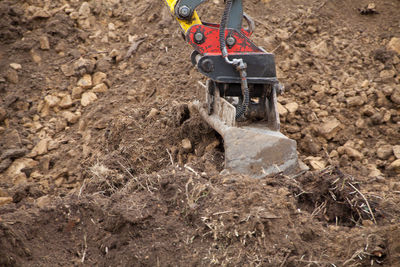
top-left (1, 0), bottom-right (400, 266)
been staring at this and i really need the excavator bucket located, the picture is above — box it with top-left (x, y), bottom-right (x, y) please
top-left (193, 83), bottom-right (300, 178)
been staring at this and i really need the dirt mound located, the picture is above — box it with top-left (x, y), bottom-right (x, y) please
top-left (0, 0), bottom-right (400, 265)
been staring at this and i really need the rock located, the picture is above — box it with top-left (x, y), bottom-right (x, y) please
top-left (31, 139), bottom-right (48, 156)
top-left (380, 69), bottom-right (395, 80)
top-left (62, 111), bottom-right (80, 124)
top-left (285, 102), bottom-right (299, 113)
top-left (0, 107), bottom-right (6, 122)
top-left (388, 37), bottom-right (400, 54)
top-left (319, 118), bottom-right (341, 140)
top-left (1, 148), bottom-right (27, 161)
top-left (92, 83), bottom-right (108, 93)
top-left (0, 159), bottom-right (12, 173)
top-left (376, 145), bottom-right (393, 160)
top-left (31, 9), bottom-right (51, 19)
top-left (393, 145), bottom-right (400, 159)
top-left (346, 96), bottom-right (364, 107)
top-left (344, 146), bottom-right (363, 161)
top-left (61, 64), bottom-right (74, 77)
top-left (36, 195), bottom-right (51, 209)
top-left (306, 25), bottom-right (317, 34)
top-left (5, 69), bottom-right (18, 84)
top-left (59, 94), bottom-right (73, 109)
top-left (277, 102), bottom-right (288, 117)
top-left (10, 63), bottom-right (22, 70)
top-left (74, 57), bottom-right (95, 75)
top-left (78, 2), bottom-right (91, 18)
top-left (310, 40), bottom-right (329, 58)
top-left (95, 57), bottom-right (112, 72)
top-left (182, 138), bottom-right (192, 152)
top-left (39, 36), bottom-right (50, 50)
top-left (6, 158), bottom-right (38, 185)
top-left (387, 159), bottom-right (400, 173)
top-left (367, 164), bottom-right (382, 178)
top-left (305, 156), bottom-right (326, 170)
top-left (44, 95), bottom-right (60, 108)
top-left (81, 92), bottom-right (97, 107)
top-left (147, 108), bottom-right (159, 119)
top-left (275, 29), bottom-right (290, 40)
top-left (72, 86), bottom-right (83, 99)
top-left (0, 197), bottom-right (13, 206)
top-left (31, 50), bottom-right (42, 63)
top-left (77, 74), bottom-right (92, 89)
top-left (92, 72), bottom-right (107, 86)
top-left (391, 87), bottom-right (400, 104)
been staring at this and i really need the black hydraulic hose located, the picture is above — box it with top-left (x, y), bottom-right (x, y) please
top-left (219, 0), bottom-right (232, 60)
top-left (219, 0), bottom-right (249, 120)
top-left (236, 67), bottom-right (249, 119)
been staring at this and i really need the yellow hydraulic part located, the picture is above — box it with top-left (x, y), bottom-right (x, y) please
top-left (164, 0), bottom-right (202, 33)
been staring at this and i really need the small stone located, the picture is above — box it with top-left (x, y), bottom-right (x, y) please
top-left (31, 50), bottom-right (42, 63)
top-left (277, 103), bottom-right (288, 117)
top-left (92, 83), bottom-right (108, 93)
top-left (39, 36), bottom-right (50, 50)
top-left (390, 145), bottom-right (400, 160)
top-left (182, 138), bottom-right (192, 152)
top-left (319, 118), bottom-right (341, 140)
top-left (367, 164), bottom-right (382, 178)
top-left (306, 25), bottom-right (317, 34)
top-left (285, 102), bottom-right (299, 113)
top-left (5, 69), bottom-right (18, 84)
top-left (376, 145), bottom-right (393, 160)
top-left (388, 159), bottom-right (400, 173)
top-left (276, 29), bottom-right (290, 40)
top-left (0, 197), bottom-right (13, 206)
top-left (61, 64), bottom-right (74, 77)
top-left (9, 63), bottom-right (22, 70)
top-left (387, 37), bottom-right (400, 55)
top-left (92, 72), bottom-right (107, 86)
top-left (77, 74), bottom-right (92, 89)
top-left (78, 2), bottom-right (91, 18)
top-left (344, 146), bottom-right (363, 161)
top-left (44, 95), bottom-right (60, 108)
top-left (379, 69), bottom-right (395, 80)
top-left (73, 57), bottom-right (95, 75)
top-left (95, 58), bottom-right (111, 72)
top-left (32, 9), bottom-right (51, 19)
top-left (69, 11), bottom-right (79, 20)
top-left (346, 96), bottom-right (364, 107)
top-left (0, 148), bottom-right (27, 161)
top-left (81, 92), bottom-right (97, 107)
top-left (36, 195), bottom-right (51, 209)
top-left (62, 111), bottom-right (80, 124)
top-left (305, 156), bottom-right (326, 170)
top-left (31, 139), bottom-right (48, 156)
top-left (0, 159), bottom-right (12, 173)
top-left (72, 87), bottom-right (83, 99)
top-left (59, 95), bottom-right (73, 109)
top-left (310, 40), bottom-right (329, 58)
top-left (147, 108), bottom-right (159, 119)
top-left (391, 87), bottom-right (400, 104)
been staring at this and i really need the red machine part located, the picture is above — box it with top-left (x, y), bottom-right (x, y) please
top-left (186, 23), bottom-right (263, 55)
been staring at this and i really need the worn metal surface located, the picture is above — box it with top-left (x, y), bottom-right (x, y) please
top-left (194, 101), bottom-right (299, 177)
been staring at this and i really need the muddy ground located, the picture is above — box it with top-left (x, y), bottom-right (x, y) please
top-left (0, 0), bottom-right (400, 266)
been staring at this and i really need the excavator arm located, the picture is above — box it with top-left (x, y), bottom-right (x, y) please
top-left (162, 0), bottom-right (301, 177)
top-left (163, 0), bottom-right (202, 33)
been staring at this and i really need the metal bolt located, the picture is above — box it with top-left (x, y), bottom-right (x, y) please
top-left (226, 36), bottom-right (236, 47)
top-left (178, 5), bottom-right (191, 18)
top-left (194, 32), bottom-right (204, 44)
